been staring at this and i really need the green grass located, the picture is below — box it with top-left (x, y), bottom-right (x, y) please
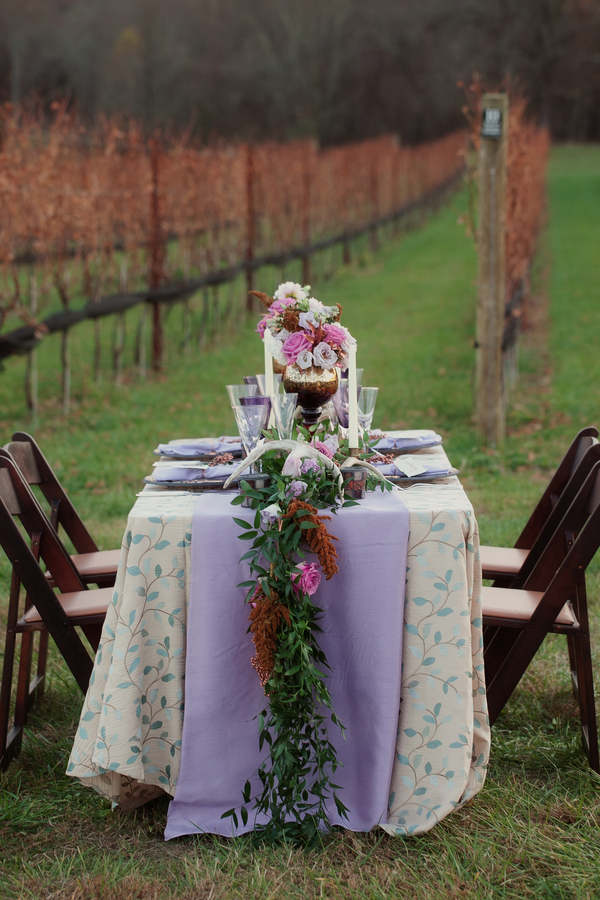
top-left (1, 147), bottom-right (600, 898)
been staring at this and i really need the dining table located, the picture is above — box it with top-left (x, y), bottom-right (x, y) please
top-left (67, 433), bottom-right (489, 837)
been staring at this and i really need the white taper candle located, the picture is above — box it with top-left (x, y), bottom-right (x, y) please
top-left (347, 344), bottom-right (359, 450)
top-left (263, 327), bottom-right (275, 397)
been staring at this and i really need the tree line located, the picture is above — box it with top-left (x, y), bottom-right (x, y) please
top-left (1, 0), bottom-right (599, 144)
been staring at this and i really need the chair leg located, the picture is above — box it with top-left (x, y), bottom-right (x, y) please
top-left (0, 571), bottom-right (23, 769)
top-left (484, 625), bottom-right (521, 695)
top-left (34, 630), bottom-right (49, 704)
top-left (568, 631), bottom-right (600, 773)
top-left (14, 631), bottom-right (35, 733)
top-left (80, 624), bottom-right (102, 652)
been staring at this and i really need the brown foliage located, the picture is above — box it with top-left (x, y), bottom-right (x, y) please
top-left (248, 290), bottom-right (273, 309)
top-left (248, 587), bottom-right (291, 688)
top-left (0, 104), bottom-right (465, 336)
top-left (282, 499), bottom-right (339, 580)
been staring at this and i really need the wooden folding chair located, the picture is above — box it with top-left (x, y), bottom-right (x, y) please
top-left (481, 426), bottom-right (599, 583)
top-left (482, 459), bottom-right (600, 772)
top-left (0, 455), bottom-right (112, 769)
top-left (3, 432), bottom-right (121, 587)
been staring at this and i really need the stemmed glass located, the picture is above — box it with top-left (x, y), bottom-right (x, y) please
top-left (227, 384), bottom-right (258, 407)
top-left (357, 387), bottom-right (379, 433)
top-left (271, 393), bottom-right (298, 440)
top-left (232, 404), bottom-right (270, 463)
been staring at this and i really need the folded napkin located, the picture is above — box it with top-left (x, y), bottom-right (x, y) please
top-left (372, 456), bottom-right (451, 479)
top-left (156, 436), bottom-right (242, 457)
top-left (153, 463), bottom-right (248, 483)
top-left (371, 429), bottom-right (442, 452)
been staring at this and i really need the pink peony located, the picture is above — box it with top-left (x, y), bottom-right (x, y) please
top-left (282, 331), bottom-right (312, 364)
top-left (323, 323), bottom-right (347, 346)
top-left (292, 561), bottom-right (322, 596)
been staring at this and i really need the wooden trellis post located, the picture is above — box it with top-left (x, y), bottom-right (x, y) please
top-left (475, 94), bottom-right (509, 446)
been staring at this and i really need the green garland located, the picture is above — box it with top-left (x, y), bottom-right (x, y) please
top-left (222, 427), bottom-right (390, 845)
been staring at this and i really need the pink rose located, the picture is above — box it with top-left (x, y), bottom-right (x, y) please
top-left (323, 323), bottom-right (347, 346)
top-left (282, 331), bottom-right (312, 364)
top-left (269, 297), bottom-right (296, 314)
top-left (312, 439), bottom-right (334, 459)
top-left (256, 315), bottom-right (270, 337)
top-left (292, 562), bottom-right (321, 597)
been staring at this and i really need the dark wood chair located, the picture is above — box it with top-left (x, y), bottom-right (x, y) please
top-left (481, 426), bottom-right (599, 582)
top-left (0, 454), bottom-right (112, 769)
top-left (482, 459), bottom-right (600, 772)
top-left (3, 432), bottom-right (121, 587)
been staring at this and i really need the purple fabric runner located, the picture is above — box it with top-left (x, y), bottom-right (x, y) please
top-left (165, 488), bottom-right (409, 839)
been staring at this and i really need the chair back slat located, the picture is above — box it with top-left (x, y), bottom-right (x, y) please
top-left (524, 461), bottom-right (600, 594)
top-left (512, 442), bottom-right (600, 589)
top-left (4, 442), bottom-right (42, 485)
top-left (585, 468), bottom-right (600, 516)
top-left (516, 426), bottom-right (599, 548)
top-left (0, 467), bottom-right (23, 515)
top-left (0, 455), bottom-right (85, 593)
top-left (572, 435), bottom-right (599, 471)
top-left (10, 433), bottom-right (98, 554)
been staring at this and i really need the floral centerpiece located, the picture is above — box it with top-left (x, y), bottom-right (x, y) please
top-left (252, 283), bottom-right (357, 426)
top-left (254, 281), bottom-right (356, 372)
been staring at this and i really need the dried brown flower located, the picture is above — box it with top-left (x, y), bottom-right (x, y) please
top-left (282, 499), bottom-right (339, 579)
top-left (249, 290), bottom-right (274, 310)
top-left (248, 587), bottom-right (291, 688)
top-left (281, 308), bottom-right (301, 333)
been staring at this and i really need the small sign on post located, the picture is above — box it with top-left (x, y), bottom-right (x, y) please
top-left (475, 93), bottom-right (509, 445)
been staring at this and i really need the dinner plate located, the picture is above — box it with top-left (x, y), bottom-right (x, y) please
top-left (143, 475), bottom-right (238, 491)
top-left (387, 467), bottom-right (459, 484)
top-left (153, 448), bottom-right (243, 462)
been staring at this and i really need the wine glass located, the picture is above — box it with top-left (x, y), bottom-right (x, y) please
top-left (227, 384), bottom-right (258, 407)
top-left (271, 393), bottom-right (298, 440)
top-left (357, 387), bottom-right (379, 433)
top-left (232, 404), bottom-right (270, 459)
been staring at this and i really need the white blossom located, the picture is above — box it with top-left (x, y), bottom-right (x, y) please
top-left (313, 341), bottom-right (338, 369)
top-left (296, 349), bottom-right (314, 369)
top-left (273, 281), bottom-right (309, 301)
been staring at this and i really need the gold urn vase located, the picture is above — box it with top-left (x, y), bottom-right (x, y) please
top-left (283, 364), bottom-right (339, 427)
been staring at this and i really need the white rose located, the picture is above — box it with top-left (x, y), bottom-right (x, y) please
top-left (313, 341), bottom-right (338, 369)
top-left (298, 310), bottom-right (319, 329)
top-left (340, 326), bottom-right (357, 351)
top-left (264, 329), bottom-right (287, 365)
top-left (296, 349), bottom-right (314, 369)
top-left (307, 297), bottom-right (324, 312)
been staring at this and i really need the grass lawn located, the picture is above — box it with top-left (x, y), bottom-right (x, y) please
top-left (1, 145), bottom-right (600, 899)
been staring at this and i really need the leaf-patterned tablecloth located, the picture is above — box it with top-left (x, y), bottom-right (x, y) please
top-left (67, 443), bottom-right (489, 835)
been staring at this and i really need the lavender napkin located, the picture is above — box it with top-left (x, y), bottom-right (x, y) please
top-left (156, 437), bottom-right (242, 457)
top-left (371, 430), bottom-right (442, 452)
top-left (373, 457), bottom-right (451, 478)
top-left (153, 464), bottom-right (247, 483)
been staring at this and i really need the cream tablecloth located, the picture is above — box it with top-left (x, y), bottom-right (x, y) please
top-left (67, 440), bottom-right (489, 836)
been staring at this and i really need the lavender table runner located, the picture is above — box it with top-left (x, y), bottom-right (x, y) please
top-left (165, 489), bottom-right (410, 838)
